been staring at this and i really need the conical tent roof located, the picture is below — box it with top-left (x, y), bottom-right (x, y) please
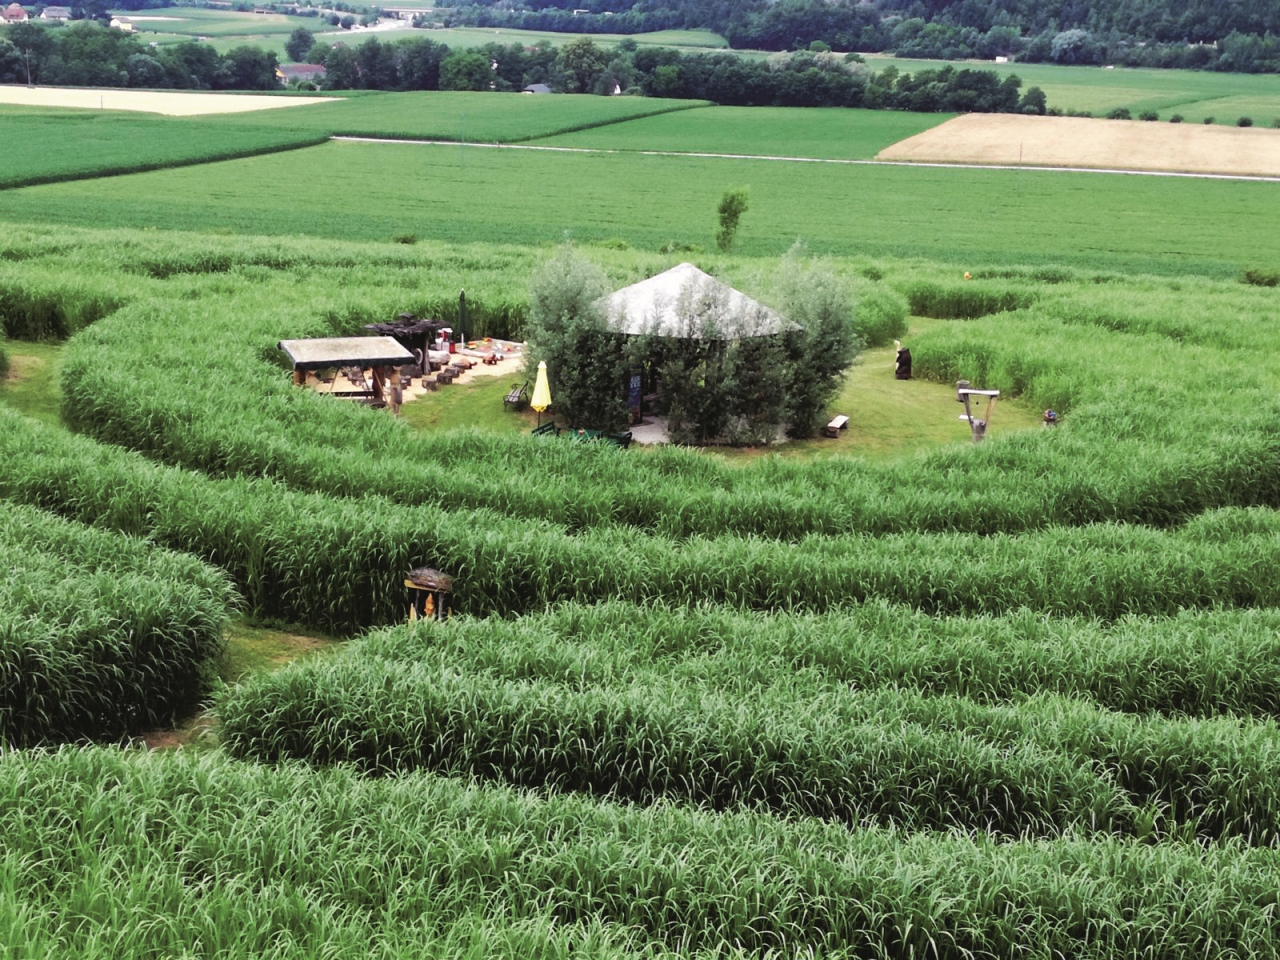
top-left (601, 263), bottom-right (795, 340)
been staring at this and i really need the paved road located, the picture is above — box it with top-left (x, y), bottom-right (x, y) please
top-left (332, 135), bottom-right (1280, 183)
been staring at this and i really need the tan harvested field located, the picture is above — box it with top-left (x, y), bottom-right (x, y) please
top-left (0, 85), bottom-right (333, 116)
top-left (878, 113), bottom-right (1280, 177)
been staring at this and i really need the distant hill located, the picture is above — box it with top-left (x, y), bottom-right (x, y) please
top-left (445, 0), bottom-right (1280, 71)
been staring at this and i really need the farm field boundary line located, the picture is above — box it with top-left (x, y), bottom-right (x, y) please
top-left (331, 136), bottom-right (1280, 183)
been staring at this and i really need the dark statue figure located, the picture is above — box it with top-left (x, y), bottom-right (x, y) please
top-left (894, 342), bottom-right (912, 380)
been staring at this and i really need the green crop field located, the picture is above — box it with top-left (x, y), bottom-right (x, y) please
top-left (122, 5), bottom-right (316, 38)
top-left (152, 32), bottom-right (289, 55)
top-left (0, 93), bottom-right (711, 191)
top-left (0, 107), bottom-right (327, 189)
top-left (532, 105), bottom-right (951, 158)
top-left (133, 13), bottom-right (728, 56)
top-left (428, 25), bottom-right (730, 51)
top-left (4, 138), bottom-right (1277, 276)
top-left (863, 53), bottom-right (1280, 121)
top-left (5, 85), bottom-right (1280, 957)
top-left (203, 90), bottom-right (710, 141)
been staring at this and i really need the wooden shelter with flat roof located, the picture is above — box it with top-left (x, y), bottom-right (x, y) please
top-left (278, 336), bottom-right (414, 404)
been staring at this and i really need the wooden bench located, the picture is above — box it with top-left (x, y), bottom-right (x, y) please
top-left (531, 421), bottom-right (559, 437)
top-left (504, 380), bottom-right (530, 411)
top-left (824, 414), bottom-right (849, 438)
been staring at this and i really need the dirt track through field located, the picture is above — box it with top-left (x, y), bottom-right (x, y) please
top-left (334, 135), bottom-right (1280, 183)
top-left (878, 113), bottom-right (1280, 178)
top-left (0, 85), bottom-right (336, 116)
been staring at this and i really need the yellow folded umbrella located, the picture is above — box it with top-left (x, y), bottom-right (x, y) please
top-left (531, 360), bottom-right (552, 425)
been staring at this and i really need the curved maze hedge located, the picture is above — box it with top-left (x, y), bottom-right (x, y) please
top-left (0, 502), bottom-right (235, 746)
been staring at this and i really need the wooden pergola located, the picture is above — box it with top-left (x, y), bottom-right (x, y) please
top-left (363, 315), bottom-right (452, 364)
top-left (278, 336), bottom-right (415, 403)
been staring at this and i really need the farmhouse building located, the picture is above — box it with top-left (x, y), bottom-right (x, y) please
top-left (1, 3), bottom-right (27, 23)
top-left (277, 63), bottom-right (327, 85)
top-left (39, 5), bottom-right (70, 19)
top-left (110, 16), bottom-right (135, 31)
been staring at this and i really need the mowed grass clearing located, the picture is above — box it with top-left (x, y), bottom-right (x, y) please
top-left (222, 618), bottom-right (340, 683)
top-left (533, 105), bottom-right (951, 159)
top-left (5, 139), bottom-right (1277, 276)
top-left (0, 340), bottom-right (61, 427)
top-left (399, 321), bottom-right (1046, 460)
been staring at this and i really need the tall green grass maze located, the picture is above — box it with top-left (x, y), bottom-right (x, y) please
top-left (2, 95), bottom-right (1280, 956)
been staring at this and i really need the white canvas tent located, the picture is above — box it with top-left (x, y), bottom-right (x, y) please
top-left (600, 263), bottom-right (796, 340)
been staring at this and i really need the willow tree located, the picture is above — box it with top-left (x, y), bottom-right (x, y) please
top-left (777, 249), bottom-right (860, 439)
top-left (524, 246), bottom-right (631, 432)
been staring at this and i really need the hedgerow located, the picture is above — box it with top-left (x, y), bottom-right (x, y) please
top-left (6, 747), bottom-right (1280, 959)
top-left (0, 502), bottom-right (236, 746)
top-left (222, 661), bottom-right (1130, 838)
top-left (222, 604), bottom-right (1280, 844)
top-left (9, 401), bottom-right (1280, 631)
top-left (338, 602), bottom-right (1280, 719)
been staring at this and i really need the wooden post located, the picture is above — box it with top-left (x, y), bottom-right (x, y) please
top-left (389, 367), bottom-right (402, 416)
top-left (371, 366), bottom-right (385, 402)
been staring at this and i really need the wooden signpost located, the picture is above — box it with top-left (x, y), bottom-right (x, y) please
top-left (956, 379), bottom-right (1000, 442)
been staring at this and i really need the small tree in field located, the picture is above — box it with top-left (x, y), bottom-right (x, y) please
top-left (525, 246), bottom-right (630, 432)
top-left (715, 187), bottom-right (750, 252)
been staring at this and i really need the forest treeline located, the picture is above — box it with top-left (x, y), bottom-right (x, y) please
top-left (0, 20), bottom-right (1049, 114)
top-left (446, 0), bottom-right (1280, 72)
top-left (307, 34), bottom-right (1046, 112)
top-left (0, 19), bottom-right (278, 88)
top-left (25, 0), bottom-right (1280, 73)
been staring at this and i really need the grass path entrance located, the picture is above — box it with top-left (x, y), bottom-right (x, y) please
top-left (0, 341), bottom-right (62, 427)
